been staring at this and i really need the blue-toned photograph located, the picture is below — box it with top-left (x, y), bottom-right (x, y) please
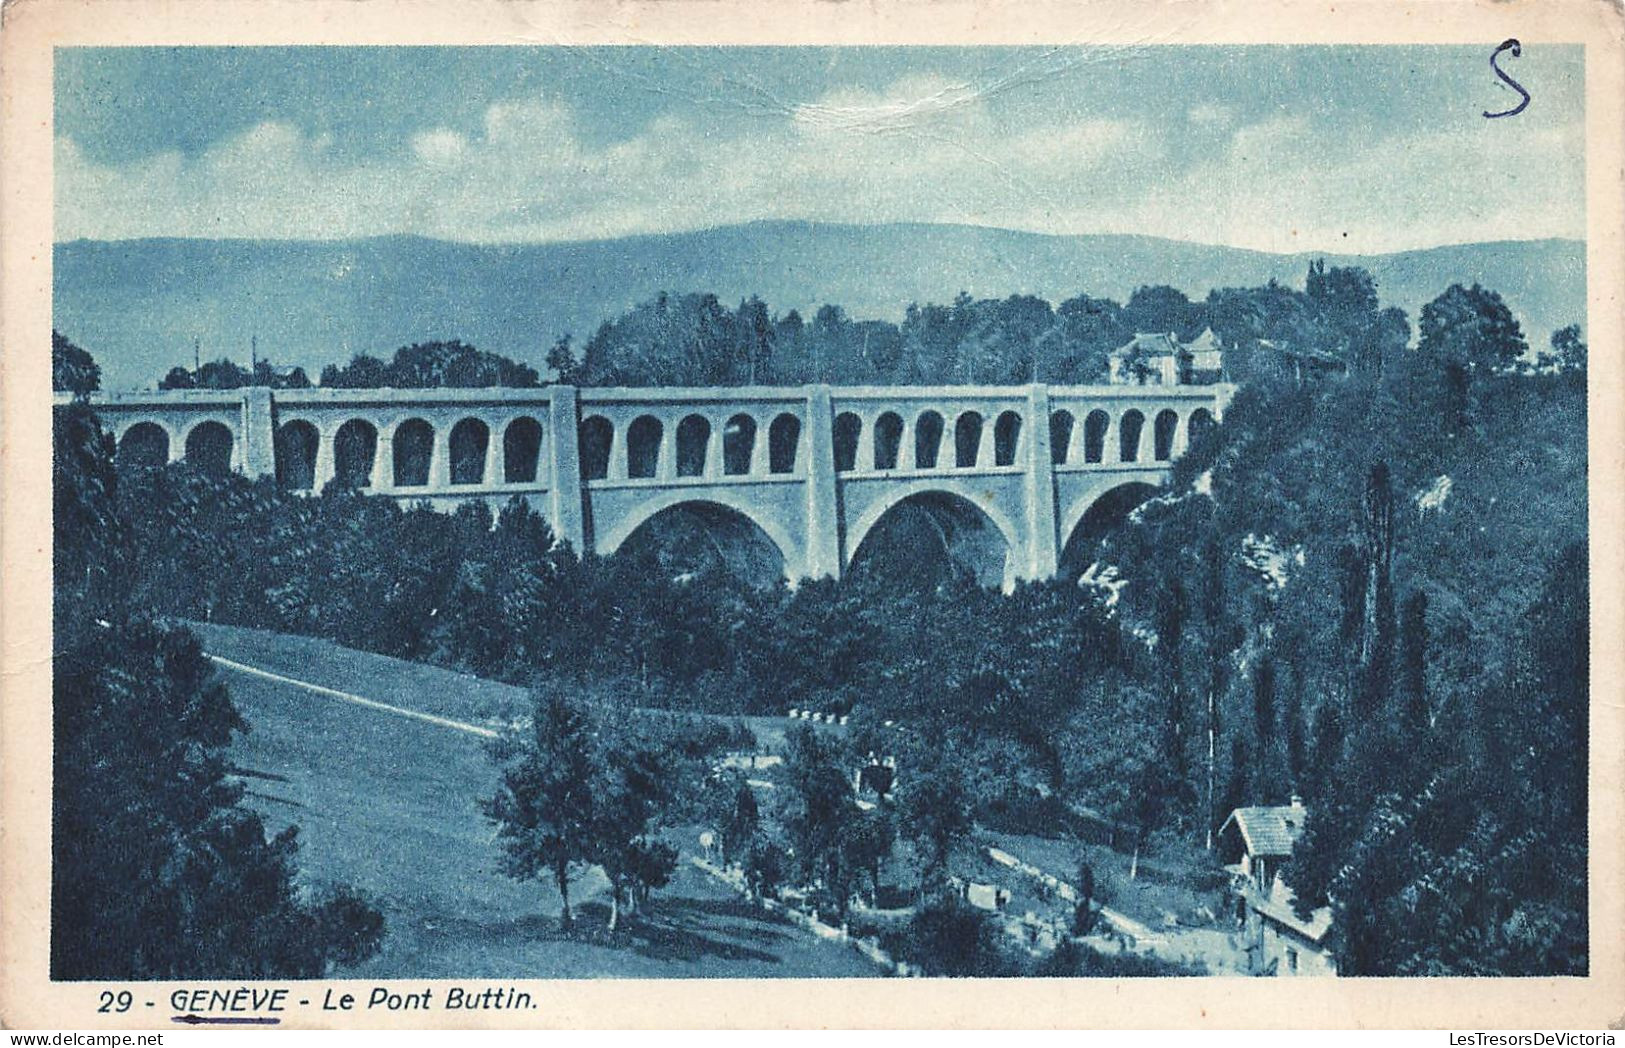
top-left (50, 43), bottom-right (1587, 983)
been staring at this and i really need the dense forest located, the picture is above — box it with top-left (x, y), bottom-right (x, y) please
top-left (51, 264), bottom-right (1588, 976)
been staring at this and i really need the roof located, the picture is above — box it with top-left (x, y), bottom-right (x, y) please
top-left (1112, 332), bottom-right (1182, 358)
top-left (1185, 327), bottom-right (1223, 353)
top-left (1245, 875), bottom-right (1333, 943)
top-left (1220, 803), bottom-right (1308, 858)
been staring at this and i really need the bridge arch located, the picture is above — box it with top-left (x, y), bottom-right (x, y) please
top-left (1187, 407), bottom-right (1217, 449)
top-left (184, 420), bottom-right (235, 476)
top-left (595, 491), bottom-right (801, 582)
top-left (116, 420), bottom-right (172, 468)
top-left (994, 409), bottom-right (1023, 466)
top-left (768, 412), bottom-right (801, 473)
top-left (1118, 410), bottom-right (1146, 463)
top-left (1083, 410), bottom-right (1109, 463)
top-left (874, 411), bottom-right (904, 470)
top-left (580, 415), bottom-right (614, 480)
top-left (1153, 409), bottom-right (1180, 461)
top-left (1058, 479), bottom-right (1163, 579)
top-left (449, 417), bottom-right (490, 485)
top-left (954, 411), bottom-right (984, 468)
top-left (1050, 410), bottom-right (1075, 465)
top-left (503, 416), bottom-right (543, 483)
top-left (275, 419), bottom-right (320, 489)
top-left (833, 412), bottom-right (862, 472)
top-left (332, 419), bottom-right (378, 488)
top-left (915, 411), bottom-right (945, 469)
top-left (626, 415), bottom-right (662, 478)
top-left (392, 417), bottom-right (434, 487)
top-left (844, 480), bottom-right (1023, 589)
top-left (723, 413), bottom-right (757, 475)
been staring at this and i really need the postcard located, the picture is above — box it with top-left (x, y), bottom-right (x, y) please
top-left (2, 0), bottom-right (1621, 1030)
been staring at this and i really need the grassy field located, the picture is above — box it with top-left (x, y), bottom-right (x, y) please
top-left (188, 621), bottom-right (878, 978)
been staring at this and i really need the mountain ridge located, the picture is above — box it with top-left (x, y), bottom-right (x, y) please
top-left (53, 221), bottom-right (1587, 390)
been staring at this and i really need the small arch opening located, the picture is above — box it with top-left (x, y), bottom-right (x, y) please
top-left (1119, 410), bottom-right (1146, 463)
top-left (1084, 410), bottom-right (1109, 463)
top-left (833, 412), bottom-right (862, 472)
top-left (994, 410), bottom-right (1022, 466)
top-left (275, 420), bottom-right (319, 490)
top-left (393, 418), bottom-right (435, 487)
top-left (117, 422), bottom-right (170, 469)
top-left (449, 418), bottom-right (490, 485)
top-left (580, 416), bottom-right (613, 481)
top-left (874, 412), bottom-right (904, 470)
top-left (627, 415), bottom-right (663, 479)
top-left (768, 413), bottom-right (801, 474)
top-left (915, 411), bottom-right (945, 469)
top-left (1050, 411), bottom-right (1075, 465)
top-left (723, 414), bottom-right (757, 475)
top-left (1188, 408), bottom-right (1217, 450)
top-left (185, 421), bottom-right (234, 477)
top-left (332, 419), bottom-right (377, 488)
top-left (503, 417), bottom-right (542, 483)
top-left (676, 415), bottom-right (711, 477)
top-left (954, 411), bottom-right (984, 468)
top-left (1153, 409), bottom-right (1180, 461)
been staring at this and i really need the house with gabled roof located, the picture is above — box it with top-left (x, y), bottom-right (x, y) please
top-left (1217, 796), bottom-right (1337, 977)
top-left (1108, 329), bottom-right (1228, 385)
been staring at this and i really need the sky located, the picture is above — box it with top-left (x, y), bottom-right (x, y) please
top-left (54, 45), bottom-right (1585, 254)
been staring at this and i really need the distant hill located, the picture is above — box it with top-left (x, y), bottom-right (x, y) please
top-left (53, 222), bottom-right (1586, 390)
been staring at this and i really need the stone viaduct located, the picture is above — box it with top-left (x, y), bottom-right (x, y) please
top-left (68, 383), bottom-right (1234, 586)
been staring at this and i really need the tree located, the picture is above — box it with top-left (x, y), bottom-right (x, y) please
top-left (546, 334), bottom-right (579, 384)
top-left (52, 331), bottom-right (101, 396)
top-left (1418, 283), bottom-right (1528, 374)
top-left (482, 687), bottom-right (598, 928)
top-left (1072, 860), bottom-right (1098, 936)
top-left (1397, 590), bottom-right (1431, 737)
top-left (51, 410), bottom-right (384, 978)
top-left (159, 365), bottom-right (197, 390)
top-left (1153, 577), bottom-right (1192, 824)
top-left (590, 741), bottom-right (680, 929)
top-left (904, 896), bottom-right (1001, 976)
top-left (322, 340), bottom-right (540, 389)
top-left (899, 764), bottom-right (972, 895)
top-left (1251, 655), bottom-right (1283, 803)
top-left (841, 807), bottom-right (897, 905)
top-left (783, 724), bottom-right (863, 917)
top-left (1354, 462), bottom-right (1397, 719)
top-left (1548, 324), bottom-right (1586, 374)
top-left (723, 782), bottom-right (760, 867)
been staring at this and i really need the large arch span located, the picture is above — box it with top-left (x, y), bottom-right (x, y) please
top-left (845, 484), bottom-right (1021, 590)
top-left (595, 493), bottom-right (802, 585)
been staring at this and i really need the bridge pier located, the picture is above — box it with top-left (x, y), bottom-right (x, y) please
top-left (803, 385), bottom-right (843, 579)
top-left (1023, 385), bottom-right (1060, 580)
top-left (548, 384), bottom-right (587, 554)
top-left (239, 388), bottom-right (277, 479)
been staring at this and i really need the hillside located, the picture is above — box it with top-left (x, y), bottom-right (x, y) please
top-left (54, 222), bottom-right (1585, 389)
top-left (188, 620), bottom-right (877, 979)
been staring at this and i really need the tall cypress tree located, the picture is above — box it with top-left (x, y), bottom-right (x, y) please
top-left (1398, 590), bottom-right (1430, 736)
top-left (1356, 461), bottom-right (1397, 718)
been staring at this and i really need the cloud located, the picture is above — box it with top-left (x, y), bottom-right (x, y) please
top-left (1186, 102), bottom-right (1234, 128)
top-left (791, 74), bottom-right (988, 136)
top-left (410, 129), bottom-right (467, 166)
top-left (53, 75), bottom-right (1584, 254)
